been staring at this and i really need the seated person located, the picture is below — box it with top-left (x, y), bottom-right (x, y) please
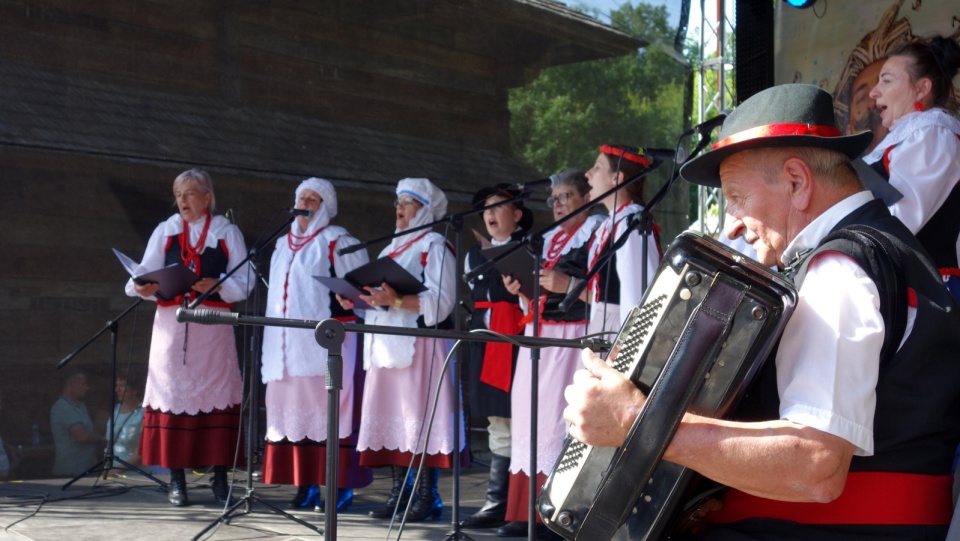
top-left (50, 371), bottom-right (105, 477)
top-left (104, 368), bottom-right (145, 476)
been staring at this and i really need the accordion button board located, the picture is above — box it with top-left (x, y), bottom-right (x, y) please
top-left (539, 231), bottom-right (798, 541)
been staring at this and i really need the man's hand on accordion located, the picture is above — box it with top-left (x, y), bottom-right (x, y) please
top-left (563, 348), bottom-right (645, 447)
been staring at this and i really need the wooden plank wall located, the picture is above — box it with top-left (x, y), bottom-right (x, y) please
top-left (0, 1), bottom-right (509, 148)
top-left (0, 0), bottom-right (683, 478)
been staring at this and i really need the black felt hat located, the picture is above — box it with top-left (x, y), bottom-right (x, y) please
top-left (680, 84), bottom-right (873, 187)
top-left (472, 183), bottom-right (534, 231)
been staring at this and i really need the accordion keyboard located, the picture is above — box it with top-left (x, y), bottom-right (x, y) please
top-left (544, 266), bottom-right (684, 515)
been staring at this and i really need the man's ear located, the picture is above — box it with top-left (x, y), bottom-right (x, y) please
top-left (782, 157), bottom-right (813, 210)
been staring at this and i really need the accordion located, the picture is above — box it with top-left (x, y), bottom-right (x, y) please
top-left (538, 231), bottom-right (798, 541)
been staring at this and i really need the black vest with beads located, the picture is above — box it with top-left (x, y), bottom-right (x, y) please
top-left (163, 235), bottom-right (228, 305)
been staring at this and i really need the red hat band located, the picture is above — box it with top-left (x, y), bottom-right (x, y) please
top-left (713, 123), bottom-right (844, 151)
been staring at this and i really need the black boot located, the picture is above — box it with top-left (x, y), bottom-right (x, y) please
top-left (406, 467), bottom-right (443, 522)
top-left (211, 466), bottom-right (232, 505)
top-left (288, 484), bottom-right (321, 509)
top-left (287, 485), bottom-right (309, 509)
top-left (461, 453), bottom-right (510, 528)
top-left (315, 488), bottom-right (354, 513)
top-left (168, 468), bottom-right (189, 507)
top-left (368, 466), bottom-right (414, 519)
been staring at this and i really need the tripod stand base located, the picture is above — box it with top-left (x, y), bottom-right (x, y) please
top-left (443, 531), bottom-right (476, 540)
top-left (192, 490), bottom-right (322, 541)
top-left (61, 455), bottom-right (168, 491)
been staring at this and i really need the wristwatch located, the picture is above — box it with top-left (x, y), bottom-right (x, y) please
top-left (394, 295), bottom-right (404, 309)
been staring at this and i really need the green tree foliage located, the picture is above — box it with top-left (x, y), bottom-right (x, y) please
top-left (509, 2), bottom-right (691, 175)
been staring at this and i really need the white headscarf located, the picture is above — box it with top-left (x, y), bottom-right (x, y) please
top-left (366, 178), bottom-right (447, 369)
top-left (295, 177), bottom-right (337, 234)
top-left (388, 177), bottom-right (448, 251)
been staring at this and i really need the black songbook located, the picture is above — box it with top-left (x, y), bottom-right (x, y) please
top-left (480, 241), bottom-right (537, 299)
top-left (315, 256), bottom-right (427, 310)
top-left (113, 248), bottom-right (199, 302)
top-left (853, 158), bottom-right (903, 205)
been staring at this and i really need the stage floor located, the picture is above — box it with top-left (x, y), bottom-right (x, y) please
top-left (0, 465), bottom-right (530, 540)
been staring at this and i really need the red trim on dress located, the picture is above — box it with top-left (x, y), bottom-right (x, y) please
top-left (140, 405), bottom-right (243, 469)
top-left (504, 471), bottom-right (549, 522)
top-left (263, 436), bottom-right (373, 488)
top-left (358, 448), bottom-right (470, 469)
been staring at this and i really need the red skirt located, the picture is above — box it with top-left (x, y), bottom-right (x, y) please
top-left (504, 471), bottom-right (548, 523)
top-left (358, 447), bottom-right (470, 469)
top-left (140, 405), bottom-right (243, 469)
top-left (263, 436), bottom-right (373, 488)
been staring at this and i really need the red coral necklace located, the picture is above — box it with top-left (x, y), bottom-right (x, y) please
top-left (180, 213), bottom-right (211, 274)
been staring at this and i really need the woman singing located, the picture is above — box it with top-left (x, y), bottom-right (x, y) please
top-left (340, 177), bottom-right (464, 522)
top-left (125, 169), bottom-right (252, 507)
top-left (260, 177), bottom-right (372, 513)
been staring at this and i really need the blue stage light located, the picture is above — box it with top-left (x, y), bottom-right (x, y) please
top-left (784, 0), bottom-right (816, 7)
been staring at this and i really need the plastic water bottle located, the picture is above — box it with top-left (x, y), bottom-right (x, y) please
top-left (30, 421), bottom-right (40, 446)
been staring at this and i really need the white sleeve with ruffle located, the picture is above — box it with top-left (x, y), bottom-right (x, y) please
top-left (886, 126), bottom-right (960, 234)
top-left (216, 224), bottom-right (253, 303)
top-left (419, 237), bottom-right (456, 327)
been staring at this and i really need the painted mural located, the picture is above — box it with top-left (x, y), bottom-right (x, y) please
top-left (774, 0), bottom-right (959, 153)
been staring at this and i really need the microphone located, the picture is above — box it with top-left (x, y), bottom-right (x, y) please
top-left (176, 307), bottom-right (240, 326)
top-left (225, 209), bottom-right (235, 224)
top-left (641, 147), bottom-right (688, 164)
top-left (286, 207), bottom-right (313, 218)
top-left (337, 243), bottom-right (365, 256)
top-left (512, 175), bottom-right (558, 192)
top-left (682, 109), bottom-right (732, 137)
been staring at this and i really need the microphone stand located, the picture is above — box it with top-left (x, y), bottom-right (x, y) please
top-left (446, 208), bottom-right (469, 541)
top-left (462, 162), bottom-right (663, 288)
top-left (446, 189), bottom-right (544, 541)
top-left (335, 194), bottom-right (532, 257)
top-left (176, 308), bottom-right (611, 541)
top-left (560, 135), bottom-right (714, 312)
top-left (187, 213), bottom-right (296, 309)
top-left (525, 234), bottom-right (544, 541)
top-left (189, 211), bottom-right (324, 540)
top-left (174, 310), bottom-right (609, 362)
top-left (461, 193), bottom-right (595, 541)
top-left (54, 298), bottom-right (169, 490)
top-left (336, 191), bottom-right (535, 541)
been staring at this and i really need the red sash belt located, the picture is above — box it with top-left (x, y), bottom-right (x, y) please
top-left (709, 471), bottom-right (954, 526)
top-left (518, 296), bottom-right (544, 329)
top-left (941, 267), bottom-right (960, 278)
top-left (474, 300), bottom-right (523, 392)
top-left (157, 295), bottom-right (232, 309)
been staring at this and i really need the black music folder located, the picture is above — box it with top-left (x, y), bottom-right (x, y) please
top-left (315, 256), bottom-right (427, 310)
top-left (113, 248), bottom-right (199, 302)
top-left (480, 241), bottom-right (537, 299)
